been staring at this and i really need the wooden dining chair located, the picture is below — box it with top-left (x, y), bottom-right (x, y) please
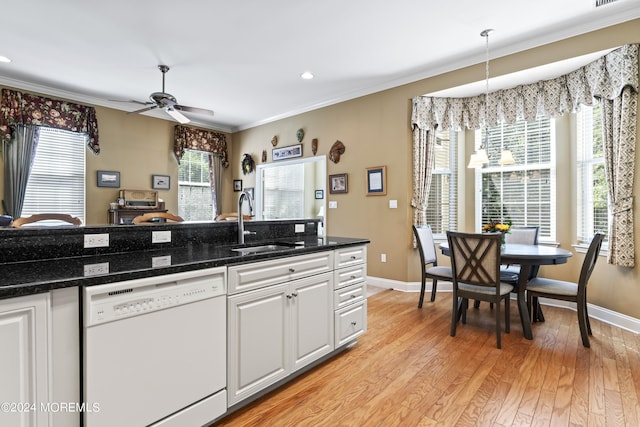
top-left (412, 225), bottom-right (453, 307)
top-left (526, 232), bottom-right (604, 347)
top-left (11, 213), bottom-right (83, 227)
top-left (132, 212), bottom-right (184, 224)
top-left (447, 231), bottom-right (513, 349)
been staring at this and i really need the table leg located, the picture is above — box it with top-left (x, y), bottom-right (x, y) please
top-left (517, 264), bottom-right (533, 340)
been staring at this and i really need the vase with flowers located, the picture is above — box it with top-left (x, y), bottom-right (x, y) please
top-left (482, 219), bottom-right (512, 245)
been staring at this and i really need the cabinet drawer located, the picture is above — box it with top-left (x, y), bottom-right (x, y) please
top-left (335, 300), bottom-right (367, 347)
top-left (334, 282), bottom-right (366, 310)
top-left (334, 245), bottom-right (366, 269)
top-left (228, 251), bottom-right (333, 295)
top-left (334, 263), bottom-right (367, 289)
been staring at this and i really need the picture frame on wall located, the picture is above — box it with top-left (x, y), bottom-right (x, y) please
top-left (315, 190), bottom-right (324, 199)
top-left (233, 179), bottom-right (243, 191)
top-left (329, 173), bottom-right (348, 194)
top-left (272, 144), bottom-right (302, 161)
top-left (366, 166), bottom-right (386, 196)
top-left (97, 170), bottom-right (120, 188)
top-left (152, 174), bottom-right (171, 190)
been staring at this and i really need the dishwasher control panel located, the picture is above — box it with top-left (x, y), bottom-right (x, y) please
top-left (84, 267), bottom-right (226, 326)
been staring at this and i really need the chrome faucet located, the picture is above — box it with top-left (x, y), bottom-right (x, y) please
top-left (237, 190), bottom-right (255, 244)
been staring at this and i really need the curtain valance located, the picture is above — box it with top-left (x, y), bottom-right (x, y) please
top-left (412, 44), bottom-right (639, 131)
top-left (0, 89), bottom-right (100, 154)
top-left (173, 125), bottom-right (229, 168)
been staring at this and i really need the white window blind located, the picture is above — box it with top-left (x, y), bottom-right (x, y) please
top-left (426, 130), bottom-right (457, 236)
top-left (178, 149), bottom-right (214, 221)
top-left (262, 163), bottom-right (304, 219)
top-left (577, 101), bottom-right (609, 245)
top-left (477, 118), bottom-right (555, 240)
top-left (22, 127), bottom-right (86, 224)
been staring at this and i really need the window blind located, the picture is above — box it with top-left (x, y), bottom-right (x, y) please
top-left (426, 130), bottom-right (457, 236)
top-left (178, 149), bottom-right (213, 221)
top-left (22, 127), bottom-right (86, 223)
top-left (262, 163), bottom-right (304, 219)
top-left (478, 118), bottom-right (555, 240)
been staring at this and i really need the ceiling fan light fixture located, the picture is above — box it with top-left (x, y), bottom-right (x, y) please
top-left (166, 108), bottom-right (190, 124)
top-left (301, 71), bottom-right (314, 80)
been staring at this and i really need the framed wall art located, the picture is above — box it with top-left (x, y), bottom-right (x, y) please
top-left (366, 166), bottom-right (386, 196)
top-left (152, 174), bottom-right (171, 190)
top-left (97, 170), bottom-right (120, 188)
top-left (233, 179), bottom-right (243, 191)
top-left (329, 173), bottom-right (348, 194)
top-left (315, 190), bottom-right (324, 199)
top-left (272, 144), bottom-right (302, 161)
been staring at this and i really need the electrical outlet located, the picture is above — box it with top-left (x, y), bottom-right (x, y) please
top-left (294, 223), bottom-right (305, 233)
top-left (84, 233), bottom-right (109, 248)
top-left (152, 230), bottom-right (171, 244)
top-left (84, 262), bottom-right (109, 276)
top-left (381, 253), bottom-right (387, 262)
top-left (152, 255), bottom-right (172, 267)
top-left (389, 200), bottom-right (398, 209)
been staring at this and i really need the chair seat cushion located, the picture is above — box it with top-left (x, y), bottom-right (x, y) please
top-left (499, 269), bottom-right (519, 283)
top-left (527, 277), bottom-right (578, 297)
top-left (459, 282), bottom-right (513, 296)
top-left (426, 266), bottom-right (453, 279)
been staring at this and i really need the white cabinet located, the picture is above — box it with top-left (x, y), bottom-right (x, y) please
top-left (333, 246), bottom-right (367, 348)
top-left (0, 293), bottom-right (50, 427)
top-left (227, 272), bottom-right (333, 406)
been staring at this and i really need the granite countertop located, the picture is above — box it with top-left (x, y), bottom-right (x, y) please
top-left (0, 236), bottom-right (369, 300)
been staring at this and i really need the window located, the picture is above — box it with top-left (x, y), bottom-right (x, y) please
top-left (22, 127), bottom-right (86, 223)
top-left (426, 130), bottom-right (457, 237)
top-left (261, 163), bottom-right (304, 219)
top-left (577, 101), bottom-right (608, 245)
top-left (476, 118), bottom-right (555, 241)
top-left (178, 150), bottom-right (213, 221)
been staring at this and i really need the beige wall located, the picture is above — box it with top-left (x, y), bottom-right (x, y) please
top-left (232, 20), bottom-right (640, 319)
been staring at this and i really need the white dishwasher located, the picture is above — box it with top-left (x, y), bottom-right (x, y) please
top-left (83, 267), bottom-right (227, 427)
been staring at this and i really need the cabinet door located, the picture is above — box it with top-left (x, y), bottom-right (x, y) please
top-left (290, 272), bottom-right (334, 371)
top-left (0, 293), bottom-right (50, 427)
top-left (227, 283), bottom-right (289, 406)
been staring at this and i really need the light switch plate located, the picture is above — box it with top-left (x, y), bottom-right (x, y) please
top-left (389, 200), bottom-right (398, 209)
top-left (329, 201), bottom-right (337, 209)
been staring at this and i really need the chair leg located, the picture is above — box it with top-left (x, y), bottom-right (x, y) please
top-left (473, 300), bottom-right (480, 309)
top-left (495, 300), bottom-right (502, 349)
top-left (461, 298), bottom-right (468, 324)
top-left (577, 300), bottom-right (591, 348)
top-left (418, 276), bottom-right (426, 308)
top-left (504, 297), bottom-right (510, 333)
top-left (430, 279), bottom-right (437, 302)
top-left (450, 295), bottom-right (459, 337)
top-left (584, 300), bottom-right (592, 335)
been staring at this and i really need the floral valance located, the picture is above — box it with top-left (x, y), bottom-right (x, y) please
top-left (412, 44), bottom-right (639, 131)
top-left (173, 125), bottom-right (229, 168)
top-left (0, 89), bottom-right (100, 154)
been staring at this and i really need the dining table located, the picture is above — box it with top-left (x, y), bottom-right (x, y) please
top-left (439, 242), bottom-right (573, 340)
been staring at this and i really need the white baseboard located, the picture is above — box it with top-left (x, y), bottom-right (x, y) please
top-left (366, 276), bottom-right (640, 335)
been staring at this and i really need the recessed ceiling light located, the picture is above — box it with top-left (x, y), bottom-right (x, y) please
top-left (301, 71), bottom-right (314, 80)
top-left (0, 55), bottom-right (11, 63)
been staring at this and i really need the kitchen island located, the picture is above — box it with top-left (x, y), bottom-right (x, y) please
top-left (0, 220), bottom-right (369, 427)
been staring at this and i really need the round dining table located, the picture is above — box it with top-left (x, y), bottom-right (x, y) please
top-left (439, 242), bottom-right (573, 340)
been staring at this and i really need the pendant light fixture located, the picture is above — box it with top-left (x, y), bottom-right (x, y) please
top-left (468, 29), bottom-right (515, 168)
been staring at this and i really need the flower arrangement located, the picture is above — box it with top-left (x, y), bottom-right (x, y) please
top-left (482, 219), bottom-right (512, 244)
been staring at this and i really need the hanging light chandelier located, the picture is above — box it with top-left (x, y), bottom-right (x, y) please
top-left (468, 29), bottom-right (515, 168)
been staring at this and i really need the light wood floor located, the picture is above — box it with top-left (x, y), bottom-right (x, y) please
top-left (212, 289), bottom-right (640, 426)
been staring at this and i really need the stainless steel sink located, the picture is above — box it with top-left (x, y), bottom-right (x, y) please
top-left (231, 243), bottom-right (297, 255)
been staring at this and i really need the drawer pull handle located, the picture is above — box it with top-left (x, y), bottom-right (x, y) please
top-left (289, 268), bottom-right (295, 273)
top-left (350, 295), bottom-right (357, 299)
top-left (350, 275), bottom-right (357, 280)
top-left (351, 321), bottom-right (357, 326)
top-left (350, 256), bottom-right (357, 260)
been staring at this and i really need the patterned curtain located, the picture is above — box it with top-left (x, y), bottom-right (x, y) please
top-left (601, 87), bottom-right (637, 267)
top-left (411, 44), bottom-right (638, 266)
top-left (173, 125), bottom-right (229, 168)
top-left (0, 89), bottom-right (99, 154)
top-left (209, 153), bottom-right (224, 218)
top-left (2, 125), bottom-right (40, 217)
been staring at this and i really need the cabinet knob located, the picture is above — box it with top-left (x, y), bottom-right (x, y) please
top-left (350, 275), bottom-right (357, 280)
top-left (351, 321), bottom-right (357, 326)
top-left (287, 294), bottom-right (293, 299)
top-left (350, 295), bottom-right (357, 299)
top-left (289, 268), bottom-right (295, 273)
top-left (291, 292), bottom-right (298, 298)
top-left (350, 256), bottom-right (357, 260)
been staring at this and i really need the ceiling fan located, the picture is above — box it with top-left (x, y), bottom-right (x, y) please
top-left (127, 65), bottom-right (214, 124)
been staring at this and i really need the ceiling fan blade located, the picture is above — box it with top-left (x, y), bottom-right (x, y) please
top-left (166, 108), bottom-right (190, 124)
top-left (128, 105), bottom-right (158, 115)
top-left (109, 99), bottom-right (154, 106)
top-left (174, 104), bottom-right (214, 116)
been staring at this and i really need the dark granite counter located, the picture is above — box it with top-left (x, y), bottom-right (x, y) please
top-left (0, 235), bottom-right (369, 300)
